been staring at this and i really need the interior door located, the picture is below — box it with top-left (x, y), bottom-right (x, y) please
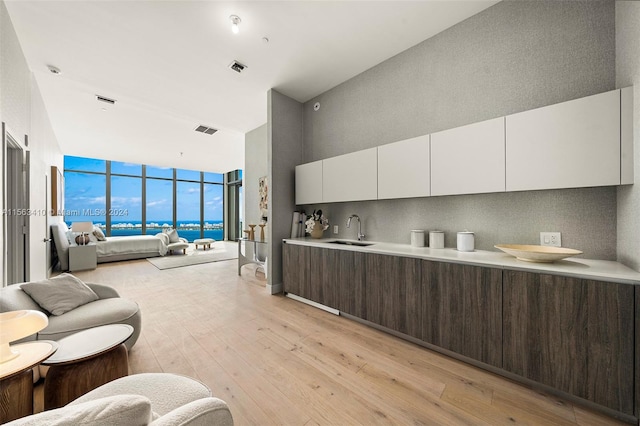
top-left (3, 123), bottom-right (28, 284)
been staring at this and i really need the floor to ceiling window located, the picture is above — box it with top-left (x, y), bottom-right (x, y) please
top-left (63, 156), bottom-right (235, 242)
top-left (204, 172), bottom-right (224, 241)
top-left (145, 170), bottom-right (173, 234)
top-left (176, 178), bottom-right (201, 241)
top-left (226, 170), bottom-right (243, 241)
top-left (110, 161), bottom-right (142, 236)
top-left (63, 157), bottom-right (107, 226)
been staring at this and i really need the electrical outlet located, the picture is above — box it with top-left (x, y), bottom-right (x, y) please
top-left (333, 225), bottom-right (339, 234)
top-left (540, 232), bottom-right (561, 247)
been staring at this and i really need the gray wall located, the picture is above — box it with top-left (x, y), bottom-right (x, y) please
top-left (301, 0), bottom-right (618, 260)
top-left (267, 90), bottom-right (303, 293)
top-left (616, 1), bottom-right (640, 271)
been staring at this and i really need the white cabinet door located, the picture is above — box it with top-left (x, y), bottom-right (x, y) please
top-left (621, 86), bottom-right (634, 185)
top-left (323, 148), bottom-right (377, 203)
top-left (506, 89), bottom-right (621, 191)
top-left (295, 160), bottom-right (323, 205)
top-left (431, 117), bottom-right (505, 196)
top-left (378, 135), bottom-right (430, 199)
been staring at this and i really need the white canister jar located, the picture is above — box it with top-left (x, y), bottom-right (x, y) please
top-left (429, 231), bottom-right (445, 249)
top-left (457, 231), bottom-right (475, 252)
top-left (410, 230), bottom-right (425, 247)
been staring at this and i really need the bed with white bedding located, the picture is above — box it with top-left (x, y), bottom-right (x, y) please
top-left (51, 222), bottom-right (168, 271)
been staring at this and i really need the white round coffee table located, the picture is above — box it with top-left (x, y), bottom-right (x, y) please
top-left (42, 324), bottom-right (133, 410)
top-left (194, 238), bottom-right (215, 250)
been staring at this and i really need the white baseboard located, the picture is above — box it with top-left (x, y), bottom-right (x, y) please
top-left (285, 293), bottom-right (340, 315)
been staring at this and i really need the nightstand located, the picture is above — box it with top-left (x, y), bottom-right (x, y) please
top-left (69, 243), bottom-right (97, 271)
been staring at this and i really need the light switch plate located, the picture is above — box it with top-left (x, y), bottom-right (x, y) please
top-left (540, 232), bottom-right (561, 247)
top-left (333, 225), bottom-right (339, 234)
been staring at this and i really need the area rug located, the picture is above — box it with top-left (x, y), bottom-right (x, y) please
top-left (147, 241), bottom-right (238, 270)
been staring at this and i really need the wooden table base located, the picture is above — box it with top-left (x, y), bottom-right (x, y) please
top-left (44, 344), bottom-right (128, 410)
top-left (0, 369), bottom-right (33, 424)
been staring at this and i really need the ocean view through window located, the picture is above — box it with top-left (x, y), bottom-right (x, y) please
top-left (64, 156), bottom-right (233, 242)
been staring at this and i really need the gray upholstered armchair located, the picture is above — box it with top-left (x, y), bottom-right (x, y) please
top-left (0, 280), bottom-right (140, 351)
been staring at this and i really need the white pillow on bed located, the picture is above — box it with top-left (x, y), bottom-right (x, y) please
top-left (93, 226), bottom-right (106, 241)
top-left (155, 233), bottom-right (170, 245)
top-left (165, 228), bottom-right (180, 243)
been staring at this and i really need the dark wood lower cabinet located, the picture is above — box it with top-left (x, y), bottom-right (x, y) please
top-left (422, 261), bottom-right (502, 367)
top-left (365, 253), bottom-right (422, 338)
top-left (334, 250), bottom-right (366, 317)
top-left (282, 242), bottom-right (306, 298)
top-left (283, 244), bottom-right (365, 314)
top-left (503, 270), bottom-right (634, 415)
top-left (636, 286), bottom-right (640, 419)
top-left (284, 243), bottom-right (637, 419)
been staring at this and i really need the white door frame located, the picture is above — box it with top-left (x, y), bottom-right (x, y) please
top-left (2, 122), bottom-right (29, 285)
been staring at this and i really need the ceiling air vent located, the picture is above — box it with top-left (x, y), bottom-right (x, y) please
top-left (96, 95), bottom-right (116, 105)
top-left (194, 125), bottom-right (218, 135)
top-left (228, 60), bottom-right (247, 74)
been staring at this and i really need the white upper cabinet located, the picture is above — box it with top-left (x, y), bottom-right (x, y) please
top-left (378, 135), bottom-right (430, 199)
top-left (295, 160), bottom-right (323, 205)
top-left (323, 148), bottom-right (377, 203)
top-left (621, 86), bottom-right (634, 185)
top-left (295, 87), bottom-right (633, 206)
top-left (431, 117), bottom-right (505, 196)
top-left (506, 89), bottom-right (621, 192)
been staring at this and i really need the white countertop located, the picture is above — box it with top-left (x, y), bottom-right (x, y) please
top-left (283, 238), bottom-right (640, 285)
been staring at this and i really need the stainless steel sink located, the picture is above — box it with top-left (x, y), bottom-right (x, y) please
top-left (327, 240), bottom-right (374, 247)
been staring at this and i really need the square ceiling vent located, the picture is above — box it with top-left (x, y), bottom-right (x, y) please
top-left (228, 60), bottom-right (247, 74)
top-left (194, 125), bottom-right (218, 135)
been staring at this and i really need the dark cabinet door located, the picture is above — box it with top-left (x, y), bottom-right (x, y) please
top-left (422, 261), bottom-right (502, 367)
top-left (284, 244), bottom-right (364, 312)
top-left (335, 250), bottom-right (366, 318)
top-left (503, 270), bottom-right (634, 414)
top-left (283, 243), bottom-right (309, 298)
top-left (365, 253), bottom-right (422, 338)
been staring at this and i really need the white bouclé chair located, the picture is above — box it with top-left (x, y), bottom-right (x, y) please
top-left (6, 373), bottom-right (234, 426)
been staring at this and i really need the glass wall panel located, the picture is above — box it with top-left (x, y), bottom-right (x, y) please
top-left (111, 176), bottom-right (142, 236)
top-left (204, 172), bottom-right (223, 183)
top-left (64, 172), bottom-right (107, 227)
top-left (177, 181), bottom-right (201, 241)
top-left (63, 156), bottom-right (227, 241)
top-left (146, 165), bottom-right (173, 179)
top-left (111, 161), bottom-right (142, 176)
top-left (64, 156), bottom-right (106, 173)
top-left (204, 183), bottom-right (223, 240)
top-left (176, 168), bottom-right (200, 181)
top-left (146, 179), bottom-right (174, 234)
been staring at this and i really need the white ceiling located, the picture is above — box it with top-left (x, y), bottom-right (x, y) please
top-left (5, 0), bottom-right (497, 173)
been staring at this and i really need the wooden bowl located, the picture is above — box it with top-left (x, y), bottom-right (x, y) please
top-left (494, 244), bottom-right (582, 263)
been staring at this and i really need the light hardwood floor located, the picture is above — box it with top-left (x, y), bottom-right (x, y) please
top-left (50, 252), bottom-right (626, 425)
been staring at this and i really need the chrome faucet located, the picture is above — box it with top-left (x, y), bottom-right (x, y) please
top-left (346, 214), bottom-right (365, 241)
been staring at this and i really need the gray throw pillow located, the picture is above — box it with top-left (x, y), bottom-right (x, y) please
top-left (21, 273), bottom-right (99, 316)
top-left (165, 228), bottom-right (180, 243)
top-left (93, 226), bottom-right (106, 241)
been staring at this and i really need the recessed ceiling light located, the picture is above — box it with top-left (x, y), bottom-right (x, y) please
top-left (230, 15), bottom-right (241, 34)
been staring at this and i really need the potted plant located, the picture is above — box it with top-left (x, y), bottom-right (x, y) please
top-left (305, 210), bottom-right (329, 239)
